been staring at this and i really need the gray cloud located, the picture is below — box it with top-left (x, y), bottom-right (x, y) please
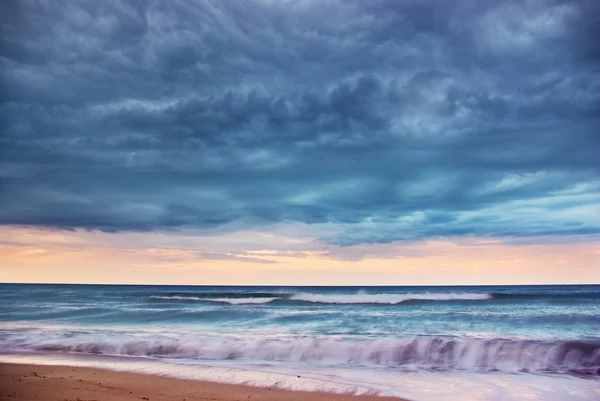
top-left (1, 0), bottom-right (598, 245)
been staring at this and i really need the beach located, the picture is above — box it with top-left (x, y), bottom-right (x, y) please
top-left (0, 363), bottom-right (405, 401)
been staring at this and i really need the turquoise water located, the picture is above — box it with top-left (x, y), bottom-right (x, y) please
top-left (1, 284), bottom-right (599, 399)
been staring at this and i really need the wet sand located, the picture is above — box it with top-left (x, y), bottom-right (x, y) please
top-left (0, 363), bottom-right (407, 401)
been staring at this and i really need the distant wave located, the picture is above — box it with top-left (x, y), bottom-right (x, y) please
top-left (149, 295), bottom-right (206, 301)
top-left (161, 292), bottom-right (286, 299)
top-left (147, 290), bottom-right (600, 305)
top-left (149, 295), bottom-right (281, 304)
top-left (200, 297), bottom-right (280, 305)
top-left (149, 292), bottom-right (492, 305)
top-left (6, 335), bottom-right (599, 376)
top-left (289, 292), bottom-right (491, 304)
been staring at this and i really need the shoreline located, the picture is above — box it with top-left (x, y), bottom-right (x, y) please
top-left (0, 362), bottom-right (408, 401)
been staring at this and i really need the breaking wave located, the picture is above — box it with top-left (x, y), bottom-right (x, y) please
top-left (149, 296), bottom-right (278, 304)
top-left (288, 292), bottom-right (491, 304)
top-left (7, 335), bottom-right (599, 376)
top-left (147, 290), bottom-right (600, 305)
top-left (149, 292), bottom-right (492, 305)
top-left (195, 297), bottom-right (279, 305)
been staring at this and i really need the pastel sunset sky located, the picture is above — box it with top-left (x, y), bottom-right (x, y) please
top-left (1, 0), bottom-right (598, 285)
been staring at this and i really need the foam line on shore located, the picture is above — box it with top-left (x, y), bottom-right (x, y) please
top-left (0, 353), bottom-right (382, 396)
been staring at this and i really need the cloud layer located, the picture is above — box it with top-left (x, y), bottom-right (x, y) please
top-left (1, 0), bottom-right (599, 245)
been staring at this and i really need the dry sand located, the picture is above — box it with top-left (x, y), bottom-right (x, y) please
top-left (0, 363), bottom-right (407, 401)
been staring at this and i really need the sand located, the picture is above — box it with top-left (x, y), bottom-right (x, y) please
top-left (0, 363), bottom-right (407, 401)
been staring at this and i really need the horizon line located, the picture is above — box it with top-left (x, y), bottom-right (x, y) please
top-left (1, 282), bottom-right (598, 287)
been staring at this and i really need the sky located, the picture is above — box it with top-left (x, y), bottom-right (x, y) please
top-left (0, 0), bottom-right (599, 285)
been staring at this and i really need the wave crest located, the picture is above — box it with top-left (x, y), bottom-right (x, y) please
top-left (150, 295), bottom-right (280, 304)
top-left (150, 292), bottom-right (492, 305)
top-left (10, 336), bottom-right (599, 376)
top-left (289, 292), bottom-right (491, 304)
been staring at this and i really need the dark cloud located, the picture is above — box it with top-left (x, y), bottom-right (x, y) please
top-left (1, 0), bottom-right (598, 245)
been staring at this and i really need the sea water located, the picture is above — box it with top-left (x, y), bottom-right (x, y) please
top-left (0, 284), bottom-right (598, 400)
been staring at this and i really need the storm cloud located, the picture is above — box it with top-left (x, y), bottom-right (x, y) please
top-left (1, 0), bottom-right (599, 245)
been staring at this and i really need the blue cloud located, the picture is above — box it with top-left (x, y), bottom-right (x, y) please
top-left (0, 0), bottom-right (598, 244)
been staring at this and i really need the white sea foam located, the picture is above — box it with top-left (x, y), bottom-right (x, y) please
top-left (149, 295), bottom-right (279, 304)
top-left (204, 297), bottom-right (280, 304)
top-left (1, 353), bottom-right (599, 401)
top-left (3, 331), bottom-right (598, 375)
top-left (290, 292), bottom-right (491, 304)
top-left (0, 353), bottom-right (377, 396)
top-left (149, 292), bottom-right (493, 305)
top-left (149, 295), bottom-right (205, 301)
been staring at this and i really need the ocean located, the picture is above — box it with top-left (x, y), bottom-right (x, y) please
top-left (0, 283), bottom-right (599, 400)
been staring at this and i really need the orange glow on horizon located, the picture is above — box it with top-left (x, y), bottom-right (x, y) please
top-left (0, 226), bottom-right (598, 286)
